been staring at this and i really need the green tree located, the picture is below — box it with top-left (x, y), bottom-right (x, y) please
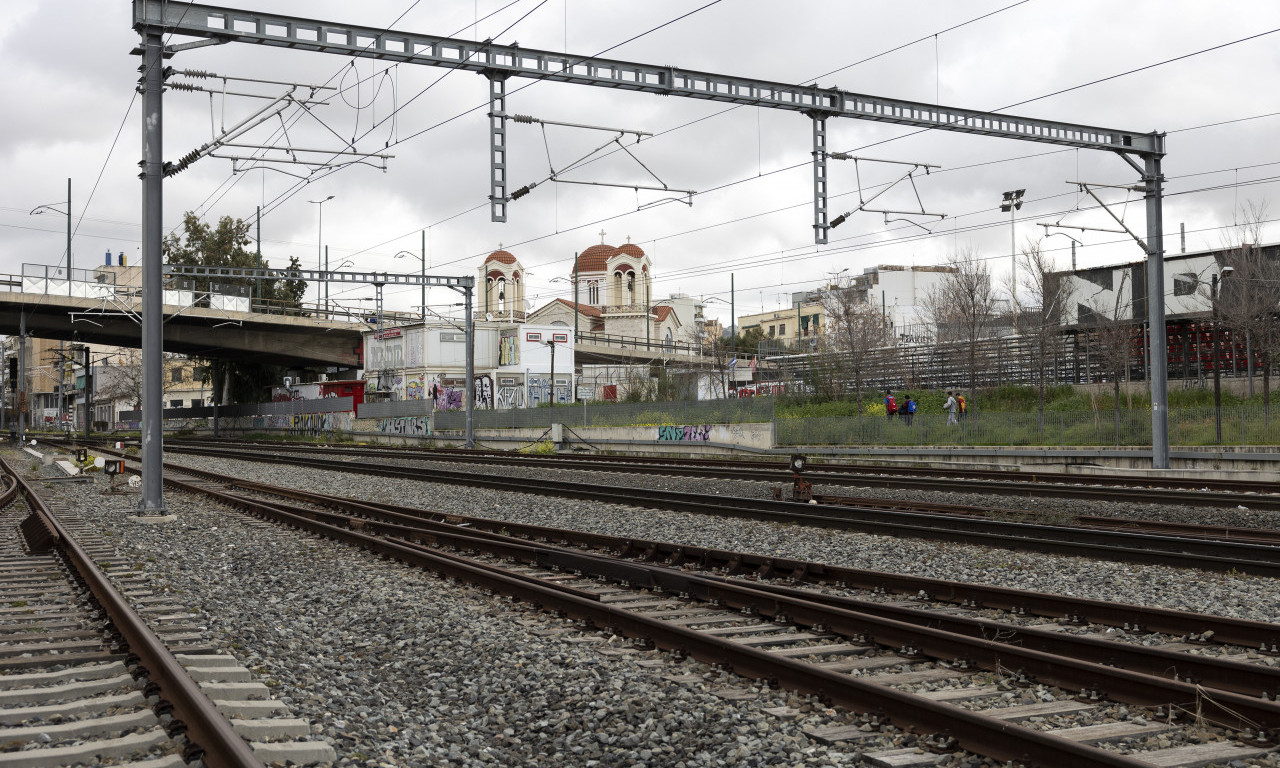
top-left (163, 212), bottom-right (307, 309)
top-left (162, 212), bottom-right (309, 403)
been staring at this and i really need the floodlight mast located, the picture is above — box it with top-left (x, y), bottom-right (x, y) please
top-left (132, 0), bottom-right (1173, 470)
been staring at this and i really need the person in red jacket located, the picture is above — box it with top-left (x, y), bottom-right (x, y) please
top-left (884, 389), bottom-right (897, 420)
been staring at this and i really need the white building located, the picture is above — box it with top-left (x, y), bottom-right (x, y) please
top-left (362, 321), bottom-right (575, 409)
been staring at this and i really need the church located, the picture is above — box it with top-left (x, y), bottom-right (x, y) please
top-left (503, 235), bottom-right (686, 346)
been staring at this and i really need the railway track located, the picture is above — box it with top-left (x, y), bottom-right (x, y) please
top-left (0, 453), bottom-right (333, 768)
top-left (116, 450), bottom-right (1280, 767)
top-left (161, 438), bottom-right (1280, 511)
top-left (141, 442), bottom-right (1280, 577)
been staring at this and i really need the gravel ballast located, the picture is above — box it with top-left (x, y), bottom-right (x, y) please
top-left (22, 449), bottom-right (1280, 767)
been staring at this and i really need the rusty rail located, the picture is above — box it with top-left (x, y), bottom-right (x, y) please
top-left (0, 455), bottom-right (263, 768)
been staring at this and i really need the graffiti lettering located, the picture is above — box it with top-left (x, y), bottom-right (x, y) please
top-left (656, 425), bottom-right (711, 442)
top-left (378, 417), bottom-right (431, 436)
top-left (496, 385), bottom-right (524, 410)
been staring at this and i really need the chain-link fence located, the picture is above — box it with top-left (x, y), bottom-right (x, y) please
top-left (433, 397), bottom-right (775, 431)
top-left (775, 405), bottom-right (1280, 447)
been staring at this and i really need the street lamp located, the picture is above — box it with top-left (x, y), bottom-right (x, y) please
top-left (394, 248), bottom-right (426, 322)
top-left (1211, 265), bottom-right (1235, 443)
top-left (309, 195), bottom-right (335, 315)
top-left (30, 178), bottom-right (72, 296)
top-left (1000, 189), bottom-right (1025, 329)
top-left (546, 338), bottom-right (559, 407)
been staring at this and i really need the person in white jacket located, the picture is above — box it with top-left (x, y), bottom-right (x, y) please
top-left (944, 391), bottom-right (958, 425)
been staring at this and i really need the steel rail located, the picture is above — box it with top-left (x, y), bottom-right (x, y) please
top-left (100, 446), bottom-right (1280, 649)
top-left (151, 472), bottom-right (1171, 767)
top-left (210, 484), bottom-right (1280, 703)
top-left (159, 439), bottom-right (1280, 510)
top-left (0, 455), bottom-right (263, 768)
top-left (158, 444), bottom-right (1280, 576)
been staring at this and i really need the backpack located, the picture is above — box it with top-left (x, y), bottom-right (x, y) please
top-left (906, 400), bottom-right (916, 414)
top-left (958, 395), bottom-right (967, 413)
top-left (886, 395), bottom-right (897, 414)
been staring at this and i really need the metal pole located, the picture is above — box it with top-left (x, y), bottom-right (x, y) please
top-left (324, 245), bottom-right (329, 317)
top-left (464, 285), bottom-right (475, 448)
top-left (138, 28), bottom-right (167, 513)
top-left (1010, 202), bottom-right (1017, 329)
top-left (18, 315), bottom-right (25, 442)
top-left (255, 205), bottom-right (261, 305)
top-left (548, 341), bottom-right (556, 408)
top-left (58, 341), bottom-right (65, 432)
top-left (645, 278), bottom-right (651, 349)
top-left (66, 178), bottom-right (72, 296)
top-left (420, 229), bottom-right (427, 322)
top-left (1, 339), bottom-right (6, 434)
top-left (573, 253), bottom-right (579, 342)
top-left (1144, 149), bottom-right (1170, 469)
top-left (731, 273), bottom-right (735, 345)
top-left (1213, 275), bottom-right (1222, 444)
top-left (83, 345), bottom-right (91, 438)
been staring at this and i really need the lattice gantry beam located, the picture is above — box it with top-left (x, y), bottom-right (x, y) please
top-left (163, 264), bottom-right (475, 289)
top-left (134, 1), bottom-right (1163, 156)
top-left (811, 115), bottom-right (829, 244)
top-left (488, 74), bottom-right (509, 223)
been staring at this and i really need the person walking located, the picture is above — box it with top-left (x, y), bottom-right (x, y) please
top-left (903, 396), bottom-right (916, 426)
top-left (957, 391), bottom-right (967, 421)
top-left (944, 390), bottom-right (958, 425)
top-left (884, 390), bottom-right (898, 420)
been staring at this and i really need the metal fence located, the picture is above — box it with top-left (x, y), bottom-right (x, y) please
top-left (119, 397), bottom-right (353, 421)
top-left (775, 406), bottom-right (1280, 447)
top-left (433, 397), bottom-right (775, 431)
top-left (357, 399), bottom-right (434, 419)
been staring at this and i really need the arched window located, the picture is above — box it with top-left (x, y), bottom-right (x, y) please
top-left (587, 281), bottom-right (599, 304)
top-left (626, 273), bottom-right (635, 305)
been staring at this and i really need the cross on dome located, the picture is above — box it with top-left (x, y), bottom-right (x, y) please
top-left (598, 229), bottom-right (607, 244)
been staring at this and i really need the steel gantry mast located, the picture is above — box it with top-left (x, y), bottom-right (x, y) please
top-left (132, 2), bottom-right (1175, 486)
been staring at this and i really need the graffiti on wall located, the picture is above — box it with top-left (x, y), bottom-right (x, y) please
top-left (730, 383), bottom-right (787, 398)
top-left (496, 386), bottom-right (524, 409)
top-left (474, 375), bottom-right (494, 409)
top-left (405, 375), bottom-right (425, 401)
top-left (436, 387), bottom-right (465, 411)
top-left (378, 417), bottom-right (431, 436)
top-left (657, 424), bottom-right (712, 442)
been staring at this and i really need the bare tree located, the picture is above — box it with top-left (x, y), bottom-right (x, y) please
top-left (1081, 270), bottom-right (1134, 442)
top-left (1215, 201), bottom-right (1279, 420)
top-left (924, 247), bottom-right (999, 393)
top-left (1018, 240), bottom-right (1074, 422)
top-left (820, 281), bottom-right (890, 410)
top-left (94, 349), bottom-right (185, 414)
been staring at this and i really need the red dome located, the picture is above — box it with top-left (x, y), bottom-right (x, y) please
top-left (574, 244), bottom-right (617, 274)
top-left (485, 249), bottom-right (517, 265)
top-left (617, 242), bottom-right (645, 259)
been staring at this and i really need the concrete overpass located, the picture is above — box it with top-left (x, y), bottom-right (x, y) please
top-left (0, 290), bottom-right (364, 368)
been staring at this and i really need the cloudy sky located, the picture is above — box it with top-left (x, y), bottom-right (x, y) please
top-left (3, 1), bottom-right (1279, 327)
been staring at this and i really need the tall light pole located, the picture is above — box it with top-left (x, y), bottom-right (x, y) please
top-left (394, 247), bottom-right (426, 321)
top-left (30, 178), bottom-right (72, 296)
top-left (1211, 265), bottom-right (1235, 444)
top-left (309, 195), bottom-right (335, 316)
top-left (1001, 189), bottom-right (1024, 330)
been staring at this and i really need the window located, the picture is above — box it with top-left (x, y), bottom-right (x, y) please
top-left (587, 281), bottom-right (599, 304)
top-left (768, 325), bottom-right (776, 337)
top-left (526, 332), bottom-right (542, 342)
top-left (779, 324), bottom-right (786, 336)
top-left (170, 368), bottom-right (183, 383)
top-left (169, 399), bottom-right (183, 408)
top-left (552, 333), bottom-right (569, 343)
top-left (1174, 273), bottom-right (1198, 296)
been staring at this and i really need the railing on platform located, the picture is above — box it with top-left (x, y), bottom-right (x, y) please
top-left (434, 397), bottom-right (774, 431)
top-left (776, 405), bottom-right (1280, 447)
